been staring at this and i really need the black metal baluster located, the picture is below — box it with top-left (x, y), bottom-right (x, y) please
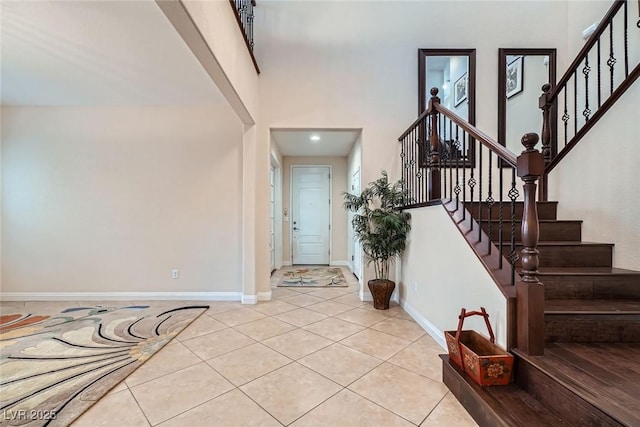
top-left (509, 168), bottom-right (520, 286)
top-left (411, 124), bottom-right (420, 205)
top-left (608, 21), bottom-right (616, 94)
top-left (597, 39), bottom-right (602, 108)
top-left (411, 125), bottom-right (420, 204)
top-left (407, 131), bottom-right (412, 204)
top-left (417, 125), bottom-right (422, 204)
top-left (449, 119), bottom-right (453, 202)
top-left (499, 166), bottom-right (504, 269)
top-left (468, 137), bottom-right (476, 231)
top-left (487, 152), bottom-right (494, 254)
top-left (400, 136), bottom-right (411, 203)
top-left (419, 125), bottom-right (424, 205)
top-left (462, 131), bottom-right (467, 221)
top-left (454, 125), bottom-right (461, 211)
top-left (583, 53), bottom-right (591, 122)
top-left (562, 89), bottom-right (569, 147)
top-left (624, 0), bottom-right (629, 77)
top-left (441, 116), bottom-right (447, 201)
top-left (478, 144), bottom-right (483, 242)
top-left (574, 70), bottom-right (578, 138)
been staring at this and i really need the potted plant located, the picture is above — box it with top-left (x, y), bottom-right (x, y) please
top-left (343, 171), bottom-right (411, 309)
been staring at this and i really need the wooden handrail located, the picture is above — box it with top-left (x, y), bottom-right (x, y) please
top-left (433, 103), bottom-right (518, 167)
top-left (398, 88), bottom-right (517, 167)
top-left (548, 0), bottom-right (624, 101)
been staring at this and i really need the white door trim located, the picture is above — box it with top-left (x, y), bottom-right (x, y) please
top-left (289, 165), bottom-right (332, 265)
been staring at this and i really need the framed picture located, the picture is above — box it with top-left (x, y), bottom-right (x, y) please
top-left (454, 73), bottom-right (468, 107)
top-left (506, 56), bottom-right (524, 98)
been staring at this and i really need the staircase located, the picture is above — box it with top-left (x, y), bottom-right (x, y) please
top-left (442, 200), bottom-right (640, 426)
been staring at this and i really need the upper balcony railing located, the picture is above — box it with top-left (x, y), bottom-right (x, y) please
top-left (538, 0), bottom-right (639, 199)
top-left (229, 0), bottom-right (260, 74)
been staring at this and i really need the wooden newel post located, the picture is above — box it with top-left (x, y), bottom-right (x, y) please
top-left (428, 87), bottom-right (441, 200)
top-left (538, 83), bottom-right (552, 202)
top-left (516, 133), bottom-right (545, 356)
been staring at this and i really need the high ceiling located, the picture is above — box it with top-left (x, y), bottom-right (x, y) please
top-left (271, 129), bottom-right (360, 157)
top-left (0, 0), bottom-right (224, 106)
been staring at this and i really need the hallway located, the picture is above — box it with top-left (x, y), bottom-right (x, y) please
top-left (67, 268), bottom-right (476, 426)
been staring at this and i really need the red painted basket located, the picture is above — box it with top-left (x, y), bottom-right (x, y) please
top-left (445, 307), bottom-right (513, 386)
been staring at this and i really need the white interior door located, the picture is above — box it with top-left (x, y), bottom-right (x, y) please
top-left (292, 166), bottom-right (330, 265)
top-left (351, 168), bottom-right (362, 278)
top-left (270, 166), bottom-right (276, 271)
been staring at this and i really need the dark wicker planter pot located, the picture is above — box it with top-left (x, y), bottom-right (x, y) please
top-left (368, 279), bottom-right (395, 310)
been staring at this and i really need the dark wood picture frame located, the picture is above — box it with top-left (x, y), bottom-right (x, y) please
top-left (454, 72), bottom-right (468, 106)
top-left (506, 56), bottom-right (524, 98)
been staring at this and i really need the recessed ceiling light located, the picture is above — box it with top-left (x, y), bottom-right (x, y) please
top-left (310, 135), bottom-right (321, 141)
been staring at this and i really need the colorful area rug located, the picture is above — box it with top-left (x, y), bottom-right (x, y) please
top-left (278, 266), bottom-right (347, 287)
top-left (0, 304), bottom-right (208, 426)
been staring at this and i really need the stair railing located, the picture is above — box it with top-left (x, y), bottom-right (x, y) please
top-left (229, 0), bottom-right (260, 73)
top-left (398, 88), bottom-right (545, 355)
top-left (538, 0), bottom-right (639, 199)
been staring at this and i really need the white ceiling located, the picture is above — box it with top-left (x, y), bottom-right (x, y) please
top-left (0, 0), bottom-right (224, 106)
top-left (271, 129), bottom-right (360, 157)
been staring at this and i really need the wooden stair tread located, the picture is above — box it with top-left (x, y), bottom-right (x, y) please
top-left (513, 344), bottom-right (640, 426)
top-left (483, 219), bottom-right (582, 224)
top-left (464, 201), bottom-right (559, 205)
top-left (545, 299), bottom-right (640, 314)
top-left (518, 241), bottom-right (613, 247)
top-left (440, 355), bottom-right (569, 426)
top-left (538, 267), bottom-right (640, 276)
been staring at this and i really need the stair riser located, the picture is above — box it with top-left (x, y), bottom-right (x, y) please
top-left (544, 276), bottom-right (640, 300)
top-left (545, 314), bottom-right (640, 342)
top-left (466, 202), bottom-right (558, 221)
top-left (486, 222), bottom-right (582, 242)
top-left (508, 245), bottom-right (613, 268)
top-left (442, 359), bottom-right (510, 427)
top-left (515, 357), bottom-right (622, 426)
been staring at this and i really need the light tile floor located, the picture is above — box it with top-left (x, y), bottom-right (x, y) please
top-left (2, 268), bottom-right (477, 426)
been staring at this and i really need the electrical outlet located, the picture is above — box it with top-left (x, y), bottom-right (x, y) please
top-left (172, 269), bottom-right (179, 279)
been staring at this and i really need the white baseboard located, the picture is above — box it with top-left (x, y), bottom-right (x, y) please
top-left (0, 292), bottom-right (242, 302)
top-left (400, 301), bottom-right (447, 350)
top-left (330, 260), bottom-right (350, 267)
top-left (257, 291), bottom-right (272, 301)
top-left (359, 289), bottom-right (372, 302)
top-left (241, 295), bottom-right (257, 304)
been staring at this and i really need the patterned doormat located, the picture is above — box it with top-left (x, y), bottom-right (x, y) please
top-left (0, 303), bottom-right (208, 426)
top-left (278, 266), bottom-right (347, 287)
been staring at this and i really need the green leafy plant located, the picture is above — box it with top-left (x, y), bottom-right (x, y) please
top-left (343, 171), bottom-right (412, 280)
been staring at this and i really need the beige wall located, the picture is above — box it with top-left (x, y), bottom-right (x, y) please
top-left (1, 106), bottom-right (244, 295)
top-left (180, 0), bottom-right (259, 122)
top-left (163, 0), bottom-right (267, 301)
top-left (400, 206), bottom-right (508, 348)
top-left (548, 81), bottom-right (640, 270)
top-left (282, 157), bottom-right (348, 265)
